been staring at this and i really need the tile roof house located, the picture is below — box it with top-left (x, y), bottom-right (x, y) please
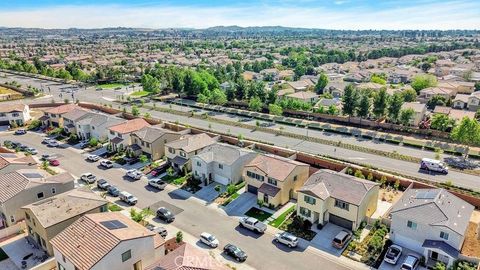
top-left (0, 152), bottom-right (36, 174)
top-left (452, 94), bottom-right (471, 110)
top-left (297, 169), bottom-right (379, 230)
top-left (51, 212), bottom-right (165, 270)
top-left (62, 108), bottom-right (90, 134)
top-left (0, 170), bottom-right (75, 228)
top-left (400, 102), bottom-right (427, 126)
top-left (285, 91), bottom-right (319, 103)
top-left (75, 112), bottom-right (126, 141)
top-left (145, 242), bottom-right (228, 270)
top-left (107, 118), bottom-right (151, 152)
top-left (165, 133), bottom-right (217, 172)
top-left (287, 80), bottom-right (315, 92)
top-left (130, 125), bottom-right (186, 161)
top-left (389, 188), bottom-right (474, 268)
top-left (243, 154), bottom-right (310, 208)
top-left (418, 87), bottom-right (455, 103)
top-left (467, 91), bottom-right (480, 112)
top-left (21, 188), bottom-right (108, 256)
top-left (42, 104), bottom-right (79, 127)
top-left (192, 143), bottom-right (257, 186)
top-left (0, 104), bottom-right (31, 126)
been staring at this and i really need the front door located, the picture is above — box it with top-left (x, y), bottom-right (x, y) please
top-left (133, 260), bottom-right (142, 270)
top-left (431, 251), bottom-right (439, 261)
top-left (264, 193), bottom-right (269, 204)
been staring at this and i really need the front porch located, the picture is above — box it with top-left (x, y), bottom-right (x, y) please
top-left (257, 183), bottom-right (282, 209)
top-left (422, 240), bottom-right (458, 268)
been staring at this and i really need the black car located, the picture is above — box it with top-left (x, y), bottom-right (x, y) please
top-left (223, 244), bottom-right (247, 262)
top-left (97, 179), bottom-right (111, 190)
top-left (156, 207), bottom-right (175, 223)
top-left (19, 145), bottom-right (29, 151)
top-left (107, 186), bottom-right (120, 197)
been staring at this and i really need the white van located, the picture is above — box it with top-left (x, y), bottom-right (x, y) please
top-left (420, 158), bottom-right (448, 174)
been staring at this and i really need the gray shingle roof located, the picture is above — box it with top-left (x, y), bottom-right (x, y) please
top-left (422, 240), bottom-right (459, 258)
top-left (390, 188), bottom-right (474, 235)
top-left (194, 143), bottom-right (256, 165)
top-left (298, 169), bottom-right (378, 206)
top-left (165, 133), bottom-right (216, 153)
top-left (62, 109), bottom-right (90, 122)
top-left (132, 126), bottom-right (178, 143)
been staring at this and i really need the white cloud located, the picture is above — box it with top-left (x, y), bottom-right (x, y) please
top-left (0, 1), bottom-right (478, 30)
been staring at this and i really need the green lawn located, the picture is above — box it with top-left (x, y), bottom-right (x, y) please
top-left (131, 90), bottom-right (150, 97)
top-left (162, 174), bottom-right (188, 186)
top-left (108, 203), bottom-right (123, 212)
top-left (269, 205), bottom-right (295, 228)
top-left (245, 207), bottom-right (273, 222)
top-left (98, 83), bottom-right (130, 89)
top-left (0, 248), bottom-right (8, 261)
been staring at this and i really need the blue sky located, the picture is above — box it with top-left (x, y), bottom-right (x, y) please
top-left (1, 0), bottom-right (479, 29)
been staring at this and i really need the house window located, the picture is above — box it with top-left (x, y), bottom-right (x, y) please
top-left (218, 164), bottom-right (223, 169)
top-left (293, 175), bottom-right (298, 181)
top-left (0, 113), bottom-right (5, 117)
top-left (110, 130), bottom-right (115, 135)
top-left (117, 133), bottom-right (122, 138)
top-left (134, 139), bottom-right (138, 144)
top-left (180, 151), bottom-right (186, 157)
top-left (304, 195), bottom-right (316, 205)
top-left (62, 255), bottom-right (66, 263)
top-left (299, 207), bottom-right (311, 217)
top-left (41, 237), bottom-right (46, 248)
top-left (52, 188), bottom-right (56, 194)
top-left (168, 147), bottom-right (175, 154)
top-left (12, 113), bottom-right (19, 117)
top-left (10, 216), bottom-right (15, 223)
top-left (407, 220), bottom-right (417, 230)
top-left (25, 213), bottom-right (30, 221)
top-left (37, 192), bottom-right (44, 199)
top-left (247, 171), bottom-right (264, 182)
top-left (440, 231), bottom-right (449, 240)
top-left (196, 161), bottom-right (201, 167)
top-left (164, 139), bottom-right (167, 143)
top-left (268, 178), bottom-right (277, 186)
top-left (141, 141), bottom-right (145, 146)
top-left (100, 205), bottom-right (108, 212)
top-left (146, 142), bottom-right (150, 148)
top-left (92, 126), bottom-right (95, 130)
top-left (334, 199), bottom-right (349, 211)
top-left (121, 250), bottom-right (132, 262)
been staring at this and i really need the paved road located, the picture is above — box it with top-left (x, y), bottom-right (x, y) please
top-left (1, 72), bottom-right (479, 191)
top-left (0, 132), bottom-right (361, 270)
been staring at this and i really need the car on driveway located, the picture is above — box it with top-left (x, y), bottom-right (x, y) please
top-left (119, 191), bottom-right (137, 205)
top-left (25, 147), bottom-right (38, 155)
top-left (384, 245), bottom-right (403, 265)
top-left (223, 244), bottom-right (247, 262)
top-left (41, 154), bottom-right (53, 161)
top-left (100, 159), bottom-right (114, 168)
top-left (49, 159), bottom-right (60, 166)
top-left (332, 230), bottom-right (352, 249)
top-left (274, 232), bottom-right (299, 248)
top-left (401, 254), bottom-right (420, 270)
top-left (156, 207), bottom-right (175, 223)
top-left (48, 140), bottom-right (60, 147)
top-left (87, 154), bottom-right (101, 162)
top-left (42, 138), bottom-right (53, 144)
top-left (148, 178), bottom-right (167, 190)
top-left (239, 217), bottom-right (267, 233)
top-left (200, 232), bottom-right (219, 248)
top-left (97, 179), bottom-right (111, 190)
top-left (146, 225), bottom-right (168, 238)
top-left (107, 186), bottom-right (120, 197)
top-left (14, 129), bottom-right (27, 135)
top-left (80, 173), bottom-right (96, 184)
top-left (126, 169), bottom-right (143, 180)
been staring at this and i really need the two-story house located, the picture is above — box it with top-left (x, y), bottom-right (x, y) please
top-left (41, 103), bottom-right (79, 127)
top-left (452, 94), bottom-right (470, 110)
top-left (51, 212), bottom-right (165, 270)
top-left (62, 108), bottom-right (90, 135)
top-left (107, 118), bottom-right (151, 152)
top-left (417, 87), bottom-right (455, 103)
top-left (0, 152), bottom-right (36, 174)
top-left (165, 133), bottom-right (217, 172)
top-left (389, 188), bottom-right (474, 268)
top-left (75, 113), bottom-right (126, 141)
top-left (467, 92), bottom-right (480, 112)
top-left (0, 170), bottom-right (75, 228)
top-left (243, 154), bottom-right (310, 208)
top-left (130, 125), bottom-right (186, 161)
top-left (0, 104), bottom-right (31, 126)
top-left (296, 169), bottom-right (379, 231)
top-left (21, 188), bottom-right (108, 256)
top-left (400, 102), bottom-right (427, 126)
top-left (192, 143), bottom-right (257, 186)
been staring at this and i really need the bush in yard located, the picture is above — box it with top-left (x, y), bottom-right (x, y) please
top-left (176, 231), bottom-right (183, 243)
top-left (433, 262), bottom-right (446, 270)
top-left (226, 184), bottom-right (236, 195)
top-left (139, 154), bottom-right (149, 163)
top-left (88, 137), bottom-right (99, 147)
top-left (48, 127), bottom-right (63, 136)
top-left (27, 120), bottom-right (41, 130)
top-left (214, 185), bottom-right (222, 193)
top-left (354, 169), bottom-right (365, 179)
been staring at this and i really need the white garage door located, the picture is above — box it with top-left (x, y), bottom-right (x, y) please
top-left (214, 174), bottom-right (230, 185)
top-left (392, 234), bottom-right (423, 254)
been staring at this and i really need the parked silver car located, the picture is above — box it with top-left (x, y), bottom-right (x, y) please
top-left (274, 232), bottom-right (298, 248)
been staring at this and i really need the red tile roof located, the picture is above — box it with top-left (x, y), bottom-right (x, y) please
top-left (108, 118), bottom-right (151, 134)
top-left (44, 104), bottom-right (79, 115)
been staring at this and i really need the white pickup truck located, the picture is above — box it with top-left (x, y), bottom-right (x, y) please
top-left (239, 217), bottom-right (267, 233)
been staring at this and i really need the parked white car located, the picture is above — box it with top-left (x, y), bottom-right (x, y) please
top-left (80, 173), bottom-right (96, 184)
top-left (384, 245), bottom-right (403, 265)
top-left (274, 232), bottom-right (299, 248)
top-left (401, 254), bottom-right (420, 270)
top-left (48, 140), bottom-right (60, 147)
top-left (126, 169), bottom-right (143, 180)
top-left (87, 154), bottom-right (101, 162)
top-left (119, 191), bottom-right (137, 205)
top-left (148, 178), bottom-right (167, 190)
top-left (200, 232), bottom-right (219, 248)
top-left (100, 159), bottom-right (114, 168)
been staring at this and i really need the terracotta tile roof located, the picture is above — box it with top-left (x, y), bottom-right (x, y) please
top-left (108, 118), bottom-right (151, 134)
top-left (165, 133), bottom-right (216, 153)
top-left (244, 154), bottom-right (309, 181)
top-left (50, 212), bottom-right (156, 270)
top-left (43, 104), bottom-right (79, 115)
top-left (0, 104), bottom-right (26, 113)
top-left (258, 183), bottom-right (281, 197)
top-left (0, 152), bottom-right (36, 170)
top-left (145, 243), bottom-right (229, 270)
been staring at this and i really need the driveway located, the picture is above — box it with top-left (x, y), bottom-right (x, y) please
top-left (378, 247), bottom-right (425, 270)
top-left (310, 223), bottom-right (349, 256)
top-left (195, 183), bottom-right (223, 203)
top-left (223, 192), bottom-right (256, 217)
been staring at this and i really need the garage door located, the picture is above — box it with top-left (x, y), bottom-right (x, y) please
top-left (247, 185), bottom-right (258, 195)
top-left (329, 214), bottom-right (353, 230)
top-left (214, 174), bottom-right (230, 185)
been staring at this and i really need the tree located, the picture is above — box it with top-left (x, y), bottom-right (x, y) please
top-left (357, 93), bottom-right (371, 118)
top-left (475, 82), bottom-right (480, 92)
top-left (139, 154), bottom-right (149, 163)
top-left (141, 74), bottom-right (160, 94)
top-left (426, 95), bottom-right (447, 110)
top-left (370, 74), bottom-right (386, 85)
top-left (401, 88), bottom-right (417, 102)
top-left (411, 74), bottom-right (437, 93)
top-left (431, 113), bottom-right (455, 132)
top-left (388, 92), bottom-right (404, 123)
top-left (315, 73), bottom-right (328, 94)
top-left (88, 137), bottom-right (99, 147)
top-left (373, 88), bottom-right (389, 118)
top-left (176, 231), bottom-right (184, 243)
top-left (451, 117), bottom-right (480, 158)
top-left (342, 85), bottom-right (358, 116)
top-left (249, 97), bottom-right (263, 112)
top-left (235, 78), bottom-right (247, 100)
top-left (432, 262), bottom-right (446, 270)
top-left (268, 104), bottom-right (283, 116)
top-left (197, 92), bottom-right (210, 104)
top-left (210, 88), bottom-right (227, 105)
top-left (399, 108), bottom-right (415, 126)
top-left (225, 86), bottom-right (236, 101)
top-left (131, 105), bottom-right (140, 116)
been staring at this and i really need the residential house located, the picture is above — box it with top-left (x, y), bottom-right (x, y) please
top-left (0, 152), bottom-right (36, 174)
top-left (296, 169), bottom-right (379, 230)
top-left (314, 98), bottom-right (342, 111)
top-left (51, 212), bottom-right (165, 270)
top-left (107, 118), bottom-right (151, 152)
top-left (0, 170), bottom-right (75, 228)
top-left (452, 94), bottom-right (470, 109)
top-left (401, 102), bottom-right (427, 126)
top-left (287, 80), bottom-right (314, 92)
top-left (76, 113), bottom-right (126, 141)
top-left (355, 82), bottom-right (384, 92)
top-left (243, 154), bottom-right (310, 208)
top-left (0, 104), bottom-right (31, 126)
top-left (324, 81), bottom-right (347, 98)
top-left (62, 108), bottom-right (90, 135)
top-left (145, 242), bottom-right (228, 270)
top-left (21, 188), bottom-right (108, 256)
top-left (41, 103), bottom-right (79, 127)
top-left (418, 87), bottom-right (455, 103)
top-left (433, 106), bottom-right (452, 115)
top-left (285, 91), bottom-right (319, 103)
top-left (242, 71), bottom-right (262, 81)
top-left (165, 133), bottom-right (217, 172)
top-left (438, 81), bottom-right (475, 94)
top-left (278, 69), bottom-right (294, 80)
top-left (389, 188), bottom-right (474, 268)
top-left (260, 68), bottom-right (279, 81)
top-left (467, 92), bottom-right (480, 112)
top-left (447, 109), bottom-right (476, 122)
top-left (130, 125), bottom-right (186, 161)
top-left (192, 143), bottom-right (257, 186)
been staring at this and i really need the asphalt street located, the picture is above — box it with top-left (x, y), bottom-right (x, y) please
top-left (0, 132), bottom-right (361, 270)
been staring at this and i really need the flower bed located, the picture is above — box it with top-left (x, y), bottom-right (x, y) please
top-left (278, 213), bottom-right (316, 241)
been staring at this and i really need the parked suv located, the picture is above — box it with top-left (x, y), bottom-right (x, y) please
top-left (274, 232), bottom-right (299, 248)
top-left (126, 169), bottom-right (143, 180)
top-left (332, 230), bottom-right (352, 249)
top-left (400, 254), bottom-right (420, 270)
top-left (156, 207), bottom-right (175, 223)
top-left (80, 173), bottom-right (96, 184)
top-left (119, 191), bottom-right (137, 205)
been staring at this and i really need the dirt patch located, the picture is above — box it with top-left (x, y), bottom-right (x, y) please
top-left (461, 222), bottom-right (480, 257)
top-left (379, 188), bottom-right (403, 203)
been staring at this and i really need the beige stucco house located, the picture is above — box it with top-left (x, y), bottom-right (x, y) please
top-left (400, 102), bottom-right (427, 126)
top-left (41, 103), bottom-right (79, 128)
top-left (21, 188), bottom-right (108, 256)
top-left (164, 133), bottom-right (217, 172)
top-left (297, 169), bottom-right (379, 230)
top-left (107, 118), bottom-right (151, 152)
top-left (243, 154), bottom-right (310, 208)
top-left (0, 152), bottom-right (36, 175)
top-left (130, 125), bottom-right (187, 161)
